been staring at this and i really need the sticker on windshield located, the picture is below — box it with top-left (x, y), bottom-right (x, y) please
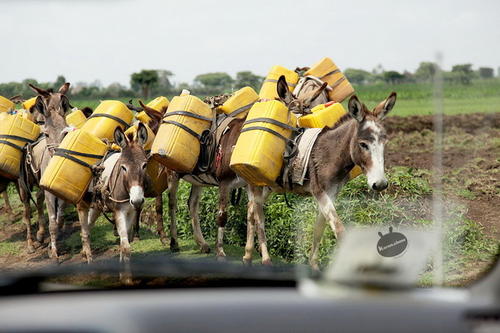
top-left (377, 227), bottom-right (408, 257)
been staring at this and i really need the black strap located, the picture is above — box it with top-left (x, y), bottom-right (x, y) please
top-left (0, 140), bottom-right (24, 151)
top-left (54, 148), bottom-right (104, 159)
top-left (53, 151), bottom-right (93, 169)
top-left (162, 120), bottom-right (201, 140)
top-left (240, 126), bottom-right (290, 143)
top-left (263, 78), bottom-right (297, 88)
top-left (164, 111), bottom-right (212, 122)
top-left (227, 102), bottom-right (255, 118)
top-left (0, 134), bottom-right (35, 143)
top-left (87, 113), bottom-right (130, 129)
top-left (243, 118), bottom-right (298, 132)
top-left (320, 69), bottom-right (341, 79)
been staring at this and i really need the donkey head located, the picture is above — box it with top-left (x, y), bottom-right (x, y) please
top-left (113, 123), bottom-right (149, 209)
top-left (347, 92), bottom-right (397, 191)
top-left (29, 83), bottom-right (71, 146)
top-left (138, 100), bottom-right (167, 133)
top-left (276, 75), bottom-right (328, 114)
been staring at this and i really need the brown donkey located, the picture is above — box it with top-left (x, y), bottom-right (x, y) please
top-left (19, 83), bottom-right (72, 257)
top-left (76, 123), bottom-right (149, 265)
top-left (244, 79), bottom-right (397, 268)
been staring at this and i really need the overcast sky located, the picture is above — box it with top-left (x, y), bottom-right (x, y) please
top-left (1, 0), bottom-right (499, 87)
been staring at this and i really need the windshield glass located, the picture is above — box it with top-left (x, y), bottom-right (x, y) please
top-left (0, 0), bottom-right (498, 290)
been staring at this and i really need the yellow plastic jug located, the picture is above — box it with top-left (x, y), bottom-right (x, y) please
top-left (259, 65), bottom-right (299, 100)
top-left (298, 102), bottom-right (347, 128)
top-left (305, 57), bottom-right (354, 103)
top-left (136, 96), bottom-right (170, 124)
top-left (146, 159), bottom-right (170, 196)
top-left (0, 96), bottom-right (14, 113)
top-left (22, 97), bottom-right (37, 112)
top-left (0, 114), bottom-right (41, 179)
top-left (40, 129), bottom-right (107, 204)
top-left (219, 87), bottom-right (259, 119)
top-left (66, 109), bottom-right (87, 129)
top-left (20, 110), bottom-right (34, 121)
top-left (230, 100), bottom-right (296, 186)
top-left (80, 100), bottom-right (133, 141)
top-left (151, 95), bottom-right (213, 173)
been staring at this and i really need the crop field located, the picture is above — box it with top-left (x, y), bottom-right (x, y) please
top-left (0, 80), bottom-right (498, 287)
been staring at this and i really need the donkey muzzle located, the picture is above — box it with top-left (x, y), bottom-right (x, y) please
top-left (129, 185), bottom-right (145, 209)
top-left (372, 179), bottom-right (388, 192)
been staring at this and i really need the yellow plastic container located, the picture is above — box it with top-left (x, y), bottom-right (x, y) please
top-left (0, 96), bottom-right (14, 113)
top-left (0, 114), bottom-right (41, 179)
top-left (298, 102), bottom-right (347, 128)
top-left (136, 96), bottom-right (170, 124)
top-left (20, 110), bottom-right (34, 121)
top-left (230, 100), bottom-right (295, 186)
top-left (219, 87), bottom-right (259, 119)
top-left (146, 159), bottom-right (170, 196)
top-left (22, 97), bottom-right (37, 112)
top-left (40, 129), bottom-right (107, 204)
top-left (151, 95), bottom-right (213, 173)
top-left (305, 57), bottom-right (354, 103)
top-left (66, 109), bottom-right (87, 129)
top-left (259, 65), bottom-right (299, 100)
top-left (80, 100), bottom-right (133, 141)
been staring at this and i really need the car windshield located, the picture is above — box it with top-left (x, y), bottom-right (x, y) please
top-left (0, 0), bottom-right (498, 291)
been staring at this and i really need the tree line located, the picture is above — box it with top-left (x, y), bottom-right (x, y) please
top-left (0, 62), bottom-right (497, 100)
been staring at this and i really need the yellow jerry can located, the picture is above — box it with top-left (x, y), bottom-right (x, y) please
top-left (0, 114), bottom-right (41, 179)
top-left (0, 96), bottom-right (14, 113)
top-left (145, 159), bottom-right (170, 196)
top-left (151, 94), bottom-right (213, 173)
top-left (259, 65), bottom-right (299, 100)
top-left (305, 57), bottom-right (354, 103)
top-left (80, 100), bottom-right (133, 141)
top-left (22, 97), bottom-right (37, 112)
top-left (298, 101), bottom-right (347, 128)
top-left (230, 100), bottom-right (296, 186)
top-left (111, 123), bottom-right (155, 151)
top-left (66, 109), bottom-right (87, 129)
top-left (219, 87), bottom-right (259, 119)
top-left (20, 109), bottom-right (34, 121)
top-left (136, 96), bottom-right (170, 124)
top-left (40, 129), bottom-right (107, 204)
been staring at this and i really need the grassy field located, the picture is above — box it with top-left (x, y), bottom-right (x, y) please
top-left (70, 78), bottom-right (500, 117)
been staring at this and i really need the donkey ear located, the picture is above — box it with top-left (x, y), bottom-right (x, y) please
top-left (29, 84), bottom-right (51, 98)
top-left (136, 122), bottom-right (149, 147)
top-left (81, 107), bottom-right (93, 118)
top-left (58, 82), bottom-right (70, 95)
top-left (374, 92), bottom-right (397, 120)
top-left (276, 75), bottom-right (293, 105)
top-left (114, 126), bottom-right (128, 149)
top-left (348, 95), bottom-right (365, 122)
top-left (139, 100), bottom-right (162, 123)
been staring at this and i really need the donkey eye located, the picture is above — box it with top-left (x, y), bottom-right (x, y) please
top-left (142, 163), bottom-right (147, 170)
top-left (359, 142), bottom-right (369, 150)
top-left (121, 165), bottom-right (128, 172)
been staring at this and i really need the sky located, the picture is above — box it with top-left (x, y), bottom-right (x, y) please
top-left (1, 0), bottom-right (499, 87)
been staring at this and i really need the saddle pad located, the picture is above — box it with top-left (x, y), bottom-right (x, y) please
top-left (290, 127), bottom-right (322, 185)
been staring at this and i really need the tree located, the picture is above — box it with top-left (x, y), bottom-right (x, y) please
top-left (451, 63), bottom-right (474, 84)
top-left (194, 72), bottom-right (234, 93)
top-left (415, 62), bottom-right (439, 82)
top-left (478, 67), bottom-right (494, 79)
top-left (130, 70), bottom-right (159, 98)
top-left (155, 70), bottom-right (174, 93)
top-left (234, 71), bottom-right (263, 91)
top-left (383, 71), bottom-right (405, 84)
top-left (344, 68), bottom-right (373, 85)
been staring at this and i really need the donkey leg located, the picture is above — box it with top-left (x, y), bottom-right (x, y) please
top-left (250, 186), bottom-right (272, 265)
top-left (19, 187), bottom-right (35, 254)
top-left (116, 207), bottom-right (134, 285)
top-left (215, 183), bottom-right (230, 260)
top-left (167, 177), bottom-right (180, 252)
top-left (314, 191), bottom-right (345, 239)
top-left (154, 195), bottom-right (167, 246)
top-left (56, 199), bottom-right (65, 234)
top-left (243, 190), bottom-right (257, 265)
top-left (309, 213), bottom-right (327, 270)
top-left (2, 191), bottom-right (14, 221)
top-left (35, 190), bottom-right (46, 244)
top-left (45, 193), bottom-right (59, 262)
top-left (77, 204), bottom-right (93, 263)
top-left (188, 185), bottom-right (210, 253)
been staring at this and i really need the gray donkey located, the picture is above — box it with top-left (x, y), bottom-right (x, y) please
top-left (243, 77), bottom-right (397, 268)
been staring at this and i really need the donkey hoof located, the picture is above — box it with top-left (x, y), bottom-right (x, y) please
top-left (170, 241), bottom-right (180, 253)
top-left (242, 258), bottom-right (252, 266)
top-left (27, 245), bottom-right (35, 254)
top-left (216, 254), bottom-right (227, 262)
top-left (200, 244), bottom-right (211, 254)
top-left (262, 259), bottom-right (272, 266)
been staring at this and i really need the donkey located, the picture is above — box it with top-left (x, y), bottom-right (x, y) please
top-left (244, 77), bottom-right (397, 268)
top-left (19, 83), bottom-right (72, 257)
top-left (76, 123), bottom-right (149, 265)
